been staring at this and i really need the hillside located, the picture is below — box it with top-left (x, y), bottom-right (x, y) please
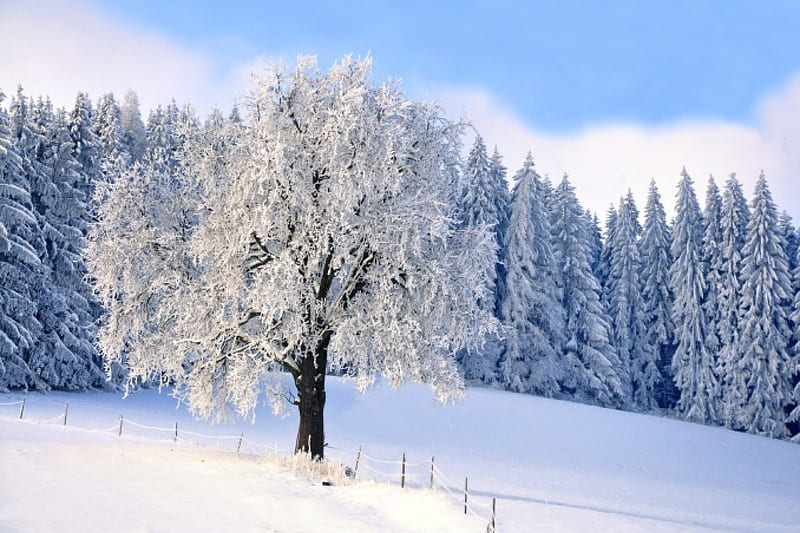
top-left (1, 377), bottom-right (799, 532)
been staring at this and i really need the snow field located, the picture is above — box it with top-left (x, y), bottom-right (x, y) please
top-left (1, 376), bottom-right (800, 532)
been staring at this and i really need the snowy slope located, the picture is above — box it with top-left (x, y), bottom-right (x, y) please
top-left (1, 377), bottom-right (799, 532)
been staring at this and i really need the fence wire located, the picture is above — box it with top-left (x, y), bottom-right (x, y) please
top-left (0, 397), bottom-right (497, 531)
top-left (0, 400), bottom-right (24, 406)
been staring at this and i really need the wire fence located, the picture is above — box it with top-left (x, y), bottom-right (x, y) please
top-left (352, 447), bottom-right (498, 530)
top-left (0, 396), bottom-right (498, 531)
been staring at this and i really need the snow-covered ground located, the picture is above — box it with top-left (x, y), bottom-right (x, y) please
top-left (1, 377), bottom-right (799, 532)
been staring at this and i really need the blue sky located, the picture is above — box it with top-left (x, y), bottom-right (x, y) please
top-left (91, 0), bottom-right (800, 130)
top-left (2, 0), bottom-right (800, 219)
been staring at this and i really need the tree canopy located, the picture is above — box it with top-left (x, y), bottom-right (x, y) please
top-left (88, 57), bottom-right (498, 458)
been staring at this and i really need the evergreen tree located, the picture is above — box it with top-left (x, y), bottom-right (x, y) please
top-left (68, 92), bottom-right (104, 212)
top-left (0, 88), bottom-right (45, 389)
top-left (670, 169), bottom-right (718, 423)
top-left (489, 146), bottom-right (510, 313)
top-left (550, 175), bottom-right (624, 407)
top-left (94, 93), bottom-right (128, 171)
top-left (586, 211), bottom-right (603, 279)
top-left (457, 136), bottom-right (507, 384)
top-left (228, 104), bottom-right (242, 125)
top-left (539, 175), bottom-right (555, 213)
top-left (779, 211), bottom-right (799, 272)
top-left (608, 192), bottom-right (659, 409)
top-left (598, 205), bottom-right (618, 297)
top-left (488, 149), bottom-right (510, 249)
top-left (499, 155), bottom-right (565, 396)
top-left (718, 174), bottom-right (750, 428)
top-left (27, 100), bottom-right (104, 389)
top-left (120, 89), bottom-right (146, 163)
top-left (702, 176), bottom-right (723, 374)
top-left (173, 103), bottom-right (200, 158)
top-left (144, 105), bottom-right (178, 174)
top-left (736, 173), bottom-right (793, 438)
top-left (789, 245), bottom-right (800, 438)
top-left (640, 179), bottom-right (676, 408)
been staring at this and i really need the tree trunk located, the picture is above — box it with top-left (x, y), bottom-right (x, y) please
top-left (293, 328), bottom-right (332, 460)
top-left (295, 373), bottom-right (326, 459)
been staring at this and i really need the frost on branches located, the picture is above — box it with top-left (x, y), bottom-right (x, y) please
top-left (498, 155), bottom-right (565, 396)
top-left (736, 173), bottom-right (793, 438)
top-left (670, 169), bottom-right (719, 424)
top-left (88, 57), bottom-right (498, 459)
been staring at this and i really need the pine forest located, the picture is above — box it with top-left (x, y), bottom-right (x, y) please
top-left (1, 58), bottom-right (799, 446)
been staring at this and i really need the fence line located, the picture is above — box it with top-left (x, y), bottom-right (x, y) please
top-left (181, 428), bottom-right (240, 440)
top-left (123, 418), bottom-right (175, 433)
top-left (41, 413), bottom-right (66, 424)
top-left (353, 447), bottom-right (496, 529)
top-left (0, 400), bottom-right (24, 406)
top-left (0, 397), bottom-right (498, 532)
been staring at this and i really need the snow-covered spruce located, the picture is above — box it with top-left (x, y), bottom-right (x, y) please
top-left (791, 244), bottom-right (800, 437)
top-left (779, 211), bottom-right (799, 273)
top-left (735, 173), bottom-right (793, 438)
top-left (88, 56), bottom-right (498, 459)
top-left (550, 175), bottom-right (625, 407)
top-left (498, 154), bottom-right (565, 396)
top-left (456, 135), bottom-right (508, 385)
top-left (608, 191), bottom-right (660, 409)
top-left (701, 176), bottom-right (723, 378)
top-left (0, 89), bottom-right (44, 388)
top-left (0, 88), bottom-right (105, 391)
top-left (670, 169), bottom-right (718, 424)
top-left (639, 179), bottom-right (676, 408)
top-left (716, 173), bottom-right (750, 428)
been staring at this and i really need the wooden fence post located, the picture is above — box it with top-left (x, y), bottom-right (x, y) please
top-left (491, 497), bottom-right (496, 531)
top-left (401, 452), bottom-right (406, 489)
top-left (118, 416), bottom-right (124, 437)
top-left (63, 403), bottom-right (69, 425)
top-left (18, 398), bottom-right (25, 420)
top-left (429, 456), bottom-right (435, 488)
top-left (237, 432), bottom-right (244, 454)
top-left (353, 446), bottom-right (362, 478)
top-left (464, 477), bottom-right (468, 515)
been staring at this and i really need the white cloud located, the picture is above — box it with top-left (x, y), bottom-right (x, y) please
top-left (3, 0), bottom-right (797, 225)
top-left (438, 79), bottom-right (800, 223)
top-left (0, 0), bottom-right (251, 113)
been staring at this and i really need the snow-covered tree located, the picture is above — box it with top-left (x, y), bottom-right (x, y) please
top-left (550, 175), bottom-right (624, 407)
top-left (0, 89), bottom-right (44, 389)
top-left (498, 155), bottom-right (565, 396)
top-left (456, 136), bottom-right (508, 384)
top-left (488, 146), bottom-right (510, 305)
top-left (539, 174), bottom-right (555, 214)
top-left (172, 103), bottom-right (200, 157)
top-left (608, 192), bottom-right (659, 409)
top-left (68, 92), bottom-right (105, 220)
top-left (790, 246), bottom-right (800, 438)
top-left (670, 169), bottom-right (718, 423)
top-left (94, 93), bottom-right (128, 171)
top-left (779, 211), bottom-right (799, 273)
top-left (717, 174), bottom-right (750, 428)
top-left (28, 100), bottom-right (104, 389)
top-left (736, 173), bottom-right (793, 438)
top-left (598, 204), bottom-right (618, 301)
top-left (120, 90), bottom-right (146, 163)
top-left (640, 179), bottom-right (676, 408)
top-left (69, 93), bottom-right (102, 178)
top-left (701, 176), bottom-right (723, 370)
top-left (143, 105), bottom-right (176, 174)
top-left (88, 57), bottom-right (498, 459)
top-left (586, 211), bottom-right (603, 279)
